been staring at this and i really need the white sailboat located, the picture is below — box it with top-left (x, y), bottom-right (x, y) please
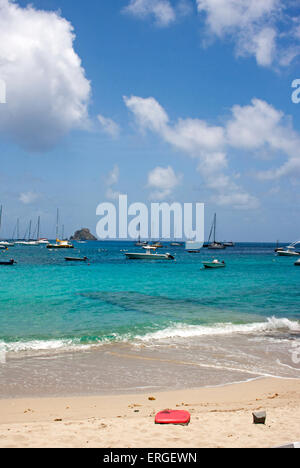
top-left (18, 219), bottom-right (40, 246)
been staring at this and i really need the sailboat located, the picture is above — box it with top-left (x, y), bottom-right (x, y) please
top-left (0, 206), bottom-right (15, 247)
top-left (135, 223), bottom-right (148, 247)
top-left (207, 214), bottom-right (226, 250)
top-left (47, 209), bottom-right (74, 249)
top-left (18, 219), bottom-right (40, 246)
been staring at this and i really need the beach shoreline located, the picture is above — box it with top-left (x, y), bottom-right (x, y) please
top-left (0, 377), bottom-right (299, 448)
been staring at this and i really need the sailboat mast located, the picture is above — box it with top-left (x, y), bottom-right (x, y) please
top-left (213, 213), bottom-right (216, 243)
top-left (17, 219), bottom-right (20, 240)
top-left (28, 220), bottom-right (32, 241)
top-left (56, 209), bottom-right (59, 239)
top-left (37, 216), bottom-right (40, 241)
top-left (0, 205), bottom-right (2, 236)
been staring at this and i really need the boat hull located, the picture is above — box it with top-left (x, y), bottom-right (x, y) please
top-left (203, 262), bottom-right (225, 269)
top-left (125, 253), bottom-right (174, 260)
top-left (65, 257), bottom-right (88, 262)
top-left (277, 251), bottom-right (300, 257)
top-left (47, 244), bottom-right (74, 249)
top-left (207, 243), bottom-right (226, 250)
top-left (0, 260), bottom-right (15, 266)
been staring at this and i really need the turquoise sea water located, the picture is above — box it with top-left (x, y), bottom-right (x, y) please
top-left (0, 241), bottom-right (300, 396)
top-left (0, 241), bottom-right (299, 352)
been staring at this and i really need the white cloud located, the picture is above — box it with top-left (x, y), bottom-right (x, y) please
top-left (98, 114), bottom-right (120, 139)
top-left (19, 191), bottom-right (39, 205)
top-left (105, 165), bottom-right (121, 200)
top-left (226, 98), bottom-right (300, 180)
top-left (147, 166), bottom-right (182, 200)
top-left (125, 94), bottom-right (300, 204)
top-left (0, 0), bottom-right (91, 151)
top-left (123, 0), bottom-right (176, 27)
top-left (196, 0), bottom-right (299, 67)
top-left (125, 95), bottom-right (258, 209)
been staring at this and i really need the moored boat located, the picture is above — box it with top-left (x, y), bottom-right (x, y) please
top-left (47, 239), bottom-right (74, 249)
top-left (277, 240), bottom-right (300, 256)
top-left (0, 259), bottom-right (15, 266)
top-left (202, 259), bottom-right (226, 269)
top-left (207, 214), bottom-right (226, 250)
top-left (65, 256), bottom-right (88, 262)
top-left (125, 246), bottom-right (174, 260)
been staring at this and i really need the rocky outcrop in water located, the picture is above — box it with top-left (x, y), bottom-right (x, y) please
top-left (70, 228), bottom-right (97, 241)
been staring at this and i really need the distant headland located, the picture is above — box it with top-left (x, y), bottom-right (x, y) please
top-left (70, 228), bottom-right (97, 241)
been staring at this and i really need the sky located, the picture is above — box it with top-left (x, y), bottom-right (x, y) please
top-left (0, 0), bottom-right (300, 241)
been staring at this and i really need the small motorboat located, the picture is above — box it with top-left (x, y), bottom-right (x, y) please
top-left (202, 259), bottom-right (226, 269)
top-left (295, 259), bottom-right (300, 266)
top-left (277, 240), bottom-right (300, 256)
top-left (125, 246), bottom-right (174, 260)
top-left (65, 257), bottom-right (88, 262)
top-left (0, 259), bottom-right (15, 266)
top-left (0, 245), bottom-right (8, 250)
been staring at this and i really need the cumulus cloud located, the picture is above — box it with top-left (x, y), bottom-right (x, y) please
top-left (226, 98), bottom-right (300, 180)
top-left (123, 0), bottom-right (176, 27)
top-left (124, 95), bottom-right (258, 209)
top-left (196, 0), bottom-right (299, 67)
top-left (0, 0), bottom-right (91, 151)
top-left (98, 114), bottom-right (120, 139)
top-left (105, 165), bottom-right (121, 200)
top-left (147, 166), bottom-right (182, 200)
top-left (125, 94), bottom-right (300, 206)
top-left (19, 191), bottom-right (39, 205)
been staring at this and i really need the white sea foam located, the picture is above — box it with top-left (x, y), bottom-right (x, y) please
top-left (1, 317), bottom-right (299, 357)
top-left (1, 338), bottom-right (91, 356)
top-left (134, 317), bottom-right (300, 343)
top-left (0, 341), bottom-right (6, 364)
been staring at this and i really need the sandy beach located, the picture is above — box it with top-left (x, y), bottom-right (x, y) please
top-left (0, 378), bottom-right (299, 448)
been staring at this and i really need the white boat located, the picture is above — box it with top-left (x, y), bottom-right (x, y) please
top-left (125, 246), bottom-right (174, 260)
top-left (295, 259), bottom-right (300, 266)
top-left (277, 241), bottom-right (300, 257)
top-left (37, 238), bottom-right (49, 245)
top-left (0, 241), bottom-right (15, 247)
top-left (17, 219), bottom-right (41, 246)
top-left (202, 259), bottom-right (226, 269)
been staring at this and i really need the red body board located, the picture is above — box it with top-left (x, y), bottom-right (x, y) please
top-left (155, 410), bottom-right (191, 425)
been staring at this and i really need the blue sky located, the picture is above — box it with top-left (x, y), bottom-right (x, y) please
top-left (0, 0), bottom-right (300, 241)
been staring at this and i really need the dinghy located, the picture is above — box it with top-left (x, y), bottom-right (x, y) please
top-left (65, 257), bottom-right (88, 262)
top-left (0, 259), bottom-right (15, 266)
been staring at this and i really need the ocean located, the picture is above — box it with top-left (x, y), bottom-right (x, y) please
top-left (0, 242), bottom-right (299, 398)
